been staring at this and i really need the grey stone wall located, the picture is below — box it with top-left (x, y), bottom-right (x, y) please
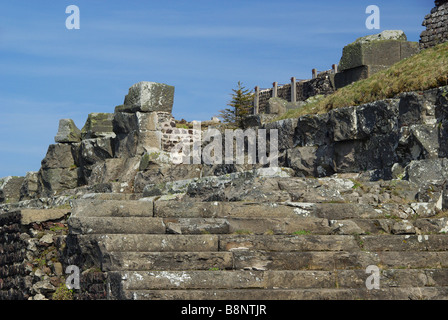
top-left (420, 2), bottom-right (448, 49)
top-left (0, 211), bottom-right (27, 299)
top-left (266, 85), bottom-right (448, 181)
top-left (256, 72), bottom-right (335, 114)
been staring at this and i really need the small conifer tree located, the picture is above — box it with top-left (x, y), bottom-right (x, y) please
top-left (219, 81), bottom-right (254, 128)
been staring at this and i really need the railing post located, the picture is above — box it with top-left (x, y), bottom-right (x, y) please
top-left (290, 77), bottom-right (296, 103)
top-left (332, 64), bottom-right (338, 74)
top-left (272, 82), bottom-right (278, 98)
top-left (312, 69), bottom-right (317, 79)
top-left (254, 86), bottom-right (260, 115)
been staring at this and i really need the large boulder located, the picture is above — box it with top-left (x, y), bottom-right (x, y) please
top-left (0, 176), bottom-right (25, 204)
top-left (286, 146), bottom-right (318, 177)
top-left (115, 82), bottom-right (175, 113)
top-left (41, 144), bottom-right (77, 170)
top-left (405, 159), bottom-right (448, 184)
top-left (266, 97), bottom-right (287, 115)
top-left (38, 144), bottom-right (79, 195)
top-left (54, 119), bottom-right (81, 143)
top-left (20, 171), bottom-right (39, 201)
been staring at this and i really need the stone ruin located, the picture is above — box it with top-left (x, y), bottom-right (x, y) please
top-left (334, 30), bottom-right (420, 89)
top-left (0, 77), bottom-right (447, 300)
top-left (420, 0), bottom-right (448, 49)
top-left (1, 3), bottom-right (448, 301)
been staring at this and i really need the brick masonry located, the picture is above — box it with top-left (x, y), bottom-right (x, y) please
top-left (420, 1), bottom-right (448, 49)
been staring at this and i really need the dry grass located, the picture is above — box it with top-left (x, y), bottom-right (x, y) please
top-left (279, 41), bottom-right (448, 120)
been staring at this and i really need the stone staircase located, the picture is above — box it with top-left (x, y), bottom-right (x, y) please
top-left (67, 176), bottom-right (448, 300)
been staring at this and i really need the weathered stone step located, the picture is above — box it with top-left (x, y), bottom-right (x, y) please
top-left (69, 215), bottom-right (448, 235)
top-left (220, 234), bottom-right (359, 252)
top-left (112, 269), bottom-right (448, 290)
top-left (233, 251), bottom-right (448, 271)
top-left (72, 199), bottom-right (153, 218)
top-left (81, 193), bottom-right (143, 201)
top-left (82, 234), bottom-right (220, 252)
top-left (120, 287), bottom-right (448, 300)
top-left (103, 252), bottom-right (234, 271)
top-left (360, 234), bottom-right (448, 252)
top-left (68, 217), bottom-right (165, 234)
top-left (75, 234), bottom-right (448, 258)
top-left (220, 234), bottom-right (448, 252)
top-left (104, 251), bottom-right (448, 272)
top-left (154, 201), bottom-right (435, 219)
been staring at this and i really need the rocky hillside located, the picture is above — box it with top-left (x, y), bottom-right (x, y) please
top-left (0, 77), bottom-right (447, 300)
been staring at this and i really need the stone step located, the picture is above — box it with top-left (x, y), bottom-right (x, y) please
top-left (71, 199), bottom-right (153, 218)
top-left (68, 215), bottom-right (448, 235)
top-left (103, 252), bottom-right (234, 272)
top-left (360, 234), bottom-right (448, 252)
top-left (232, 251), bottom-right (448, 271)
top-left (111, 269), bottom-right (448, 290)
top-left (103, 251), bottom-right (448, 272)
top-left (120, 287), bottom-right (448, 300)
top-left (81, 234), bottom-right (220, 252)
top-left (68, 217), bottom-right (165, 234)
top-left (220, 234), bottom-right (448, 252)
top-left (81, 193), bottom-right (143, 201)
top-left (75, 234), bottom-right (448, 257)
top-left (153, 200), bottom-right (435, 219)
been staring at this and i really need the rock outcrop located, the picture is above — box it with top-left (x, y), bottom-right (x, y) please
top-left (1, 73), bottom-right (448, 299)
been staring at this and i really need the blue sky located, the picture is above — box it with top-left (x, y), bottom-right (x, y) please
top-left (0, 0), bottom-right (431, 177)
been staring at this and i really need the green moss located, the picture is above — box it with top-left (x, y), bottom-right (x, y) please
top-left (52, 284), bottom-right (74, 300)
top-left (292, 230), bottom-right (311, 235)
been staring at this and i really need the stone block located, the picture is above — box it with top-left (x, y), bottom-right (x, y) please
top-left (54, 119), bottom-right (81, 143)
top-left (339, 30), bottom-right (416, 72)
top-left (264, 118), bottom-right (298, 151)
top-left (39, 167), bottom-right (79, 193)
top-left (81, 113), bottom-right (115, 139)
top-left (19, 171), bottom-right (39, 201)
top-left (116, 82), bottom-right (175, 113)
top-left (329, 106), bottom-right (359, 141)
top-left (405, 158), bottom-right (448, 184)
top-left (136, 131), bottom-right (162, 155)
top-left (20, 209), bottom-right (69, 225)
top-left (41, 144), bottom-right (76, 169)
top-left (334, 65), bottom-right (388, 89)
top-left (266, 97), bottom-right (287, 115)
top-left (286, 146), bottom-right (318, 177)
top-left (137, 112), bottom-right (158, 131)
top-left (80, 137), bottom-right (114, 167)
top-left (294, 113), bottom-right (330, 147)
top-left (0, 176), bottom-right (25, 204)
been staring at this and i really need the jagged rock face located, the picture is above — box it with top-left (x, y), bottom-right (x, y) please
top-left (285, 86), bottom-right (448, 180)
top-left (38, 144), bottom-right (80, 196)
